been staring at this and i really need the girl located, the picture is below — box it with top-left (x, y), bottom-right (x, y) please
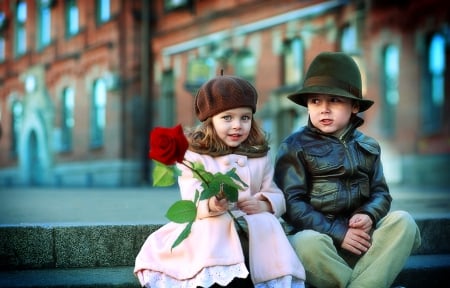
top-left (134, 75), bottom-right (305, 287)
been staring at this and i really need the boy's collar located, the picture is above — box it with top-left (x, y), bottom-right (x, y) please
top-left (307, 114), bottom-right (364, 140)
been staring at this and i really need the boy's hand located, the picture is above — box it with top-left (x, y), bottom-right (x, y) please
top-left (341, 228), bottom-right (371, 255)
top-left (349, 213), bottom-right (373, 233)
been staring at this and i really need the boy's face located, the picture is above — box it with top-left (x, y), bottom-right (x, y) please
top-left (211, 107), bottom-right (252, 147)
top-left (306, 94), bottom-right (359, 136)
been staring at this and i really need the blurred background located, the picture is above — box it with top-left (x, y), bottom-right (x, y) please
top-left (0, 0), bottom-right (448, 188)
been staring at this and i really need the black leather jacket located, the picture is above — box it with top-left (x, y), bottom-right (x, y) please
top-left (274, 116), bottom-right (391, 246)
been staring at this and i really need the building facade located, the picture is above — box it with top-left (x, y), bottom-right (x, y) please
top-left (0, 0), bottom-right (449, 187)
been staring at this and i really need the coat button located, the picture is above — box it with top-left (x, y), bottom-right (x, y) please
top-left (236, 159), bottom-right (245, 167)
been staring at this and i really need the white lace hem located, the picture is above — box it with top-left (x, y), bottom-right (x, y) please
top-left (137, 262), bottom-right (249, 288)
top-left (255, 275), bottom-right (305, 288)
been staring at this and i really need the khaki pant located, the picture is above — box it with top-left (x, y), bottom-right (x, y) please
top-left (288, 210), bottom-right (421, 288)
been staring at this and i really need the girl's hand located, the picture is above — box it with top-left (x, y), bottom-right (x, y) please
top-left (208, 196), bottom-right (228, 212)
top-left (237, 196), bottom-right (272, 215)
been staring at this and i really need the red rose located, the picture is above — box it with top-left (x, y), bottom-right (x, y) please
top-left (148, 124), bottom-right (189, 165)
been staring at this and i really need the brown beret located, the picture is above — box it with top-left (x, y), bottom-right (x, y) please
top-left (194, 75), bottom-right (258, 122)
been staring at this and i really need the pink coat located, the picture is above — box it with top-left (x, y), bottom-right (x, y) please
top-left (134, 150), bottom-right (305, 284)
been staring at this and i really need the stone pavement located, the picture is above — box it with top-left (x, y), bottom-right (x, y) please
top-left (0, 184), bottom-right (449, 225)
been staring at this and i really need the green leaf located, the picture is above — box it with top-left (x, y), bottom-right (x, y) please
top-left (171, 221), bottom-right (193, 250)
top-left (190, 162), bottom-right (214, 183)
top-left (222, 184), bottom-right (239, 202)
top-left (152, 161), bottom-right (176, 187)
top-left (165, 200), bottom-right (197, 223)
top-left (226, 168), bottom-right (248, 188)
top-left (199, 181), bottom-right (221, 200)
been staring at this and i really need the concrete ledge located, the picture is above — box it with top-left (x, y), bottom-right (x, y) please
top-left (0, 218), bottom-right (449, 270)
top-left (0, 224), bottom-right (160, 270)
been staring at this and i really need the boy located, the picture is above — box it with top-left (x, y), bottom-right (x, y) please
top-left (274, 52), bottom-right (421, 288)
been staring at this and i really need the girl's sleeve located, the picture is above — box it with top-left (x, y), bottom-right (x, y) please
top-left (254, 155), bottom-right (286, 217)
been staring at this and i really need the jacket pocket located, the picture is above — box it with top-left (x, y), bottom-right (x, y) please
top-left (355, 141), bottom-right (379, 173)
top-left (303, 143), bottom-right (343, 173)
top-left (311, 181), bottom-right (338, 213)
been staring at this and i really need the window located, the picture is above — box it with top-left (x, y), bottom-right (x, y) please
top-left (164, 0), bottom-right (189, 12)
top-left (381, 45), bottom-right (399, 137)
top-left (0, 35), bottom-right (5, 62)
top-left (185, 57), bottom-right (216, 92)
top-left (235, 50), bottom-right (256, 82)
top-left (283, 38), bottom-right (304, 86)
top-left (90, 79), bottom-right (107, 148)
top-left (96, 0), bottom-right (110, 24)
top-left (11, 101), bottom-right (23, 157)
top-left (66, 0), bottom-right (79, 37)
top-left (0, 12), bottom-right (5, 62)
top-left (161, 70), bottom-right (175, 127)
top-left (422, 32), bottom-right (446, 134)
top-left (61, 87), bottom-right (75, 152)
top-left (340, 24), bottom-right (358, 53)
top-left (15, 0), bottom-right (27, 56)
top-left (38, 0), bottom-right (52, 49)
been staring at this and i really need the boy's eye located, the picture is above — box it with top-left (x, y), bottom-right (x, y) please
top-left (330, 97), bottom-right (341, 102)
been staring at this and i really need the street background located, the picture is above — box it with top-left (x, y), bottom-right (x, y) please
top-left (1, 185), bottom-right (449, 226)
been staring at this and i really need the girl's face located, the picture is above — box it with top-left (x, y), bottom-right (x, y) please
top-left (307, 94), bottom-right (359, 136)
top-left (211, 107), bottom-right (253, 147)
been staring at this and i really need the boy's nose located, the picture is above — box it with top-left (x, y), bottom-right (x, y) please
top-left (321, 102), bottom-right (331, 113)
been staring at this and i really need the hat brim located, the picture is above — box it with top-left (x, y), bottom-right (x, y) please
top-left (288, 85), bottom-right (374, 112)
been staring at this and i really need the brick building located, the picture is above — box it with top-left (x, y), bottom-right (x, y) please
top-left (0, 0), bottom-right (449, 187)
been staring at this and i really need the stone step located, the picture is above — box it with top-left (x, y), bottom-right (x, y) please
top-left (0, 217), bottom-right (449, 287)
top-left (1, 217), bottom-right (449, 269)
top-left (0, 254), bottom-right (449, 288)
top-left (0, 266), bottom-right (138, 288)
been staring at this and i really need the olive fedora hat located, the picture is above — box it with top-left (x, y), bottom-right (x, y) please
top-left (288, 52), bottom-right (374, 112)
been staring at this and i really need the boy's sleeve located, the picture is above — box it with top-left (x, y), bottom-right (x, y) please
top-left (353, 138), bottom-right (392, 224)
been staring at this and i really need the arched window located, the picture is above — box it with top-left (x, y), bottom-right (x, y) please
top-left (422, 32), bottom-right (446, 134)
top-left (90, 79), bottom-right (107, 148)
top-left (38, 0), bottom-right (52, 49)
top-left (283, 37), bottom-right (304, 86)
top-left (235, 50), bottom-right (256, 82)
top-left (96, 0), bottom-right (110, 24)
top-left (340, 23), bottom-right (358, 53)
top-left (61, 87), bottom-right (75, 151)
top-left (66, 0), bottom-right (79, 37)
top-left (15, 0), bottom-right (27, 56)
top-left (11, 101), bottom-right (23, 157)
top-left (185, 57), bottom-right (216, 92)
top-left (381, 44), bottom-right (399, 136)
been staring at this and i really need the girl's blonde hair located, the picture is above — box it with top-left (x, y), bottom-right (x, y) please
top-left (187, 117), bottom-right (269, 157)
